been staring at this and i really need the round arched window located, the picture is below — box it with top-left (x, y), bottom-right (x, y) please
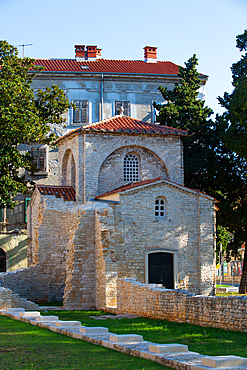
top-left (155, 197), bottom-right (166, 218)
top-left (124, 153), bottom-right (139, 182)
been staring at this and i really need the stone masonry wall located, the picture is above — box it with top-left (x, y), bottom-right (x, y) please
top-left (96, 182), bottom-right (215, 297)
top-left (83, 133), bottom-right (184, 200)
top-left (63, 208), bottom-right (97, 309)
top-left (57, 132), bottom-right (184, 202)
top-left (98, 145), bottom-right (168, 195)
top-left (0, 287), bottom-right (39, 310)
top-left (116, 279), bottom-right (247, 333)
top-left (1, 195), bottom-right (82, 303)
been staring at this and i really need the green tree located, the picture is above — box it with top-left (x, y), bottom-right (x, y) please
top-left (0, 41), bottom-right (72, 209)
top-left (154, 54), bottom-right (214, 191)
top-left (155, 49), bottom-right (247, 293)
top-left (216, 30), bottom-right (247, 293)
top-left (218, 30), bottom-right (247, 160)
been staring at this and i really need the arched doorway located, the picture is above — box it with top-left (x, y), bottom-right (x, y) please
top-left (148, 252), bottom-right (174, 288)
top-left (0, 248), bottom-right (6, 272)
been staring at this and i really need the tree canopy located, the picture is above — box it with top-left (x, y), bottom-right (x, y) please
top-left (215, 30), bottom-right (247, 293)
top-left (155, 38), bottom-right (247, 293)
top-left (0, 41), bottom-right (72, 209)
top-left (218, 30), bottom-right (247, 160)
top-left (154, 54), bottom-right (214, 191)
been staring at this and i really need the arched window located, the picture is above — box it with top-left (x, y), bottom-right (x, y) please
top-left (155, 197), bottom-right (166, 218)
top-left (0, 248), bottom-right (6, 272)
top-left (124, 153), bottom-right (139, 182)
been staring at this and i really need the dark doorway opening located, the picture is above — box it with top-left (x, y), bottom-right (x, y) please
top-left (148, 252), bottom-right (174, 288)
top-left (0, 248), bottom-right (6, 272)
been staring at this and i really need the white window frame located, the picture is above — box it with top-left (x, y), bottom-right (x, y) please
top-left (72, 100), bottom-right (89, 125)
top-left (115, 100), bottom-right (130, 116)
top-left (145, 249), bottom-right (178, 289)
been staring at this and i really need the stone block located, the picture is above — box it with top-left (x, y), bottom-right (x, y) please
top-left (79, 327), bottom-right (109, 334)
top-left (19, 311), bottom-right (40, 317)
top-left (109, 334), bottom-right (143, 342)
top-left (149, 343), bottom-right (188, 354)
top-left (55, 320), bottom-right (81, 327)
top-left (36, 316), bottom-right (59, 322)
top-left (201, 355), bottom-right (247, 368)
top-left (6, 308), bottom-right (25, 313)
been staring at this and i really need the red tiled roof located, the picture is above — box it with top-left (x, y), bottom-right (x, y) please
top-left (95, 177), bottom-right (162, 199)
top-left (55, 115), bottom-right (188, 144)
top-left (36, 185), bottom-right (76, 201)
top-left (34, 59), bottom-right (182, 75)
top-left (95, 177), bottom-right (216, 201)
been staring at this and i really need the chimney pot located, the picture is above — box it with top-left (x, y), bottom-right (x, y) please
top-left (143, 46), bottom-right (157, 63)
top-left (87, 45), bottom-right (97, 60)
top-left (75, 45), bottom-right (86, 61)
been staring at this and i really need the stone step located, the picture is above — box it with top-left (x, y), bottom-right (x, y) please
top-left (149, 343), bottom-right (188, 354)
top-left (19, 312), bottom-right (40, 317)
top-left (6, 308), bottom-right (25, 313)
top-left (110, 334), bottom-right (143, 343)
top-left (191, 355), bottom-right (247, 370)
top-left (36, 316), bottom-right (59, 322)
top-left (55, 320), bottom-right (81, 327)
top-left (79, 327), bottom-right (109, 334)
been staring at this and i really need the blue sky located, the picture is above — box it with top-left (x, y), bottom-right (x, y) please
top-left (0, 0), bottom-right (246, 117)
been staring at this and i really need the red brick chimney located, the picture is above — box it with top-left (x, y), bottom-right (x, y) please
top-left (144, 46), bottom-right (157, 63)
top-left (75, 45), bottom-right (86, 61)
top-left (87, 45), bottom-right (97, 60)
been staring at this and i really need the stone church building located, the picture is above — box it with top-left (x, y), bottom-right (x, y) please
top-left (13, 114), bottom-right (215, 309)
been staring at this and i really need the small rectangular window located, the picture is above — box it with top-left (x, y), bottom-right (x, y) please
top-left (31, 147), bottom-right (47, 172)
top-left (115, 101), bottom-right (130, 116)
top-left (73, 100), bottom-right (88, 124)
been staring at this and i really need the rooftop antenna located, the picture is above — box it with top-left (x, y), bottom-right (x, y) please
top-left (17, 44), bottom-right (33, 58)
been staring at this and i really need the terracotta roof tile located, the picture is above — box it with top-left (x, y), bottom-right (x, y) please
top-left (95, 177), bottom-right (216, 201)
top-left (55, 116), bottom-right (188, 144)
top-left (36, 185), bottom-right (76, 201)
top-left (34, 59), bottom-right (182, 75)
top-left (95, 177), bottom-right (162, 199)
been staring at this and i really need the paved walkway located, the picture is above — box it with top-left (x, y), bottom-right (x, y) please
top-left (1, 308), bottom-right (247, 370)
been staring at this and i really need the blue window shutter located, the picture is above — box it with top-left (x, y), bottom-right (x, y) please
top-left (24, 198), bottom-right (31, 222)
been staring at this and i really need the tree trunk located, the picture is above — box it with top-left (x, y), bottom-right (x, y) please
top-left (239, 232), bottom-right (247, 294)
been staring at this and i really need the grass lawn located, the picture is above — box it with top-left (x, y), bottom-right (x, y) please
top-left (43, 310), bottom-right (247, 357)
top-left (1, 310), bottom-right (247, 369)
top-left (0, 315), bottom-right (169, 370)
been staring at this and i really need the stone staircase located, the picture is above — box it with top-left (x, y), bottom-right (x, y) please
top-left (0, 286), bottom-right (39, 310)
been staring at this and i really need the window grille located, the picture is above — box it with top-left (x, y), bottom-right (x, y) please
top-left (124, 153), bottom-right (139, 182)
top-left (31, 147), bottom-right (47, 172)
top-left (115, 101), bottom-right (130, 116)
top-left (73, 100), bottom-right (88, 124)
top-left (155, 197), bottom-right (166, 217)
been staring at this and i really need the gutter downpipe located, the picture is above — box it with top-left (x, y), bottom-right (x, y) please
top-left (83, 133), bottom-right (86, 204)
top-left (101, 73), bottom-right (104, 120)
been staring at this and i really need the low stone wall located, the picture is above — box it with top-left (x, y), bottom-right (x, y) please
top-left (0, 287), bottom-right (38, 310)
top-left (116, 279), bottom-right (247, 333)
